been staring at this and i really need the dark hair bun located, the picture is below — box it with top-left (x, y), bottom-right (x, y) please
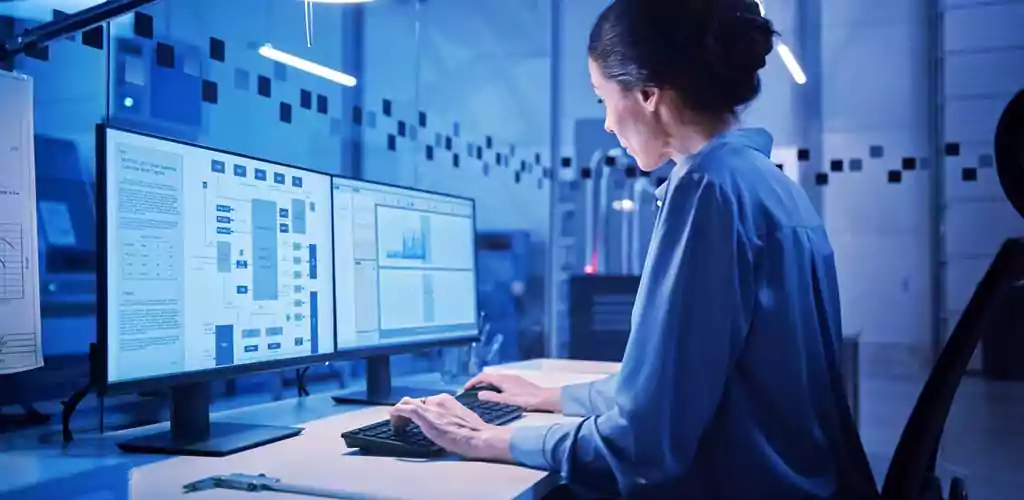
top-left (589, 0), bottom-right (778, 116)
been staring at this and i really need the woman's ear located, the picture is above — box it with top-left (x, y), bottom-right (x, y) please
top-left (639, 87), bottom-right (659, 112)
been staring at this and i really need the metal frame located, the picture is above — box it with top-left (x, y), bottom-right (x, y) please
top-left (928, 0), bottom-right (948, 364)
top-left (0, 0), bottom-right (159, 62)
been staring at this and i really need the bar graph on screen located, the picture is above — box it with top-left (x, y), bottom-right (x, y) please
top-left (384, 214), bottom-right (431, 263)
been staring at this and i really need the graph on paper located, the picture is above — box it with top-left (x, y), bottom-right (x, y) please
top-left (0, 223), bottom-right (24, 300)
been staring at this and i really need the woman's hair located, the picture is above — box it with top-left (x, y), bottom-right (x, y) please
top-left (588, 0), bottom-right (777, 117)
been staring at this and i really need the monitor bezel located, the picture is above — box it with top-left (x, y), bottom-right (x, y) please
top-left (328, 174), bottom-right (482, 355)
top-left (95, 124), bottom-right (481, 396)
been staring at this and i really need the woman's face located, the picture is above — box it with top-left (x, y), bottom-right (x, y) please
top-left (589, 57), bottom-right (669, 172)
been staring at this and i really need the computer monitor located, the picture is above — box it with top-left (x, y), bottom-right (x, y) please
top-left (96, 124), bottom-right (337, 456)
top-left (329, 177), bottom-right (479, 405)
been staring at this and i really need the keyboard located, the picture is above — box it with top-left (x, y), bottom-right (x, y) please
top-left (341, 390), bottom-right (524, 458)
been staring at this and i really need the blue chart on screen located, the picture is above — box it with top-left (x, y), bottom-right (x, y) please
top-left (332, 179), bottom-right (478, 351)
top-left (104, 129), bottom-right (335, 384)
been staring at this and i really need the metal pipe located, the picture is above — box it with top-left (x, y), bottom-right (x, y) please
top-left (0, 0), bottom-right (160, 61)
top-left (583, 148), bottom-right (605, 272)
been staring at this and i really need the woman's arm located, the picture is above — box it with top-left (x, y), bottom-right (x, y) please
top-left (504, 173), bottom-right (758, 497)
top-left (559, 374), bottom-right (618, 417)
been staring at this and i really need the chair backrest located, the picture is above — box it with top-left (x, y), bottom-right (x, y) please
top-left (880, 238), bottom-right (1024, 499)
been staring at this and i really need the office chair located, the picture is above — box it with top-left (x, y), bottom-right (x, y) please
top-left (880, 239), bottom-right (1024, 500)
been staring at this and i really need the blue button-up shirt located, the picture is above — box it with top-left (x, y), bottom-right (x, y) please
top-left (509, 128), bottom-right (876, 499)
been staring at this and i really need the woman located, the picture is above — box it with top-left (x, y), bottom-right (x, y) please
top-left (389, 0), bottom-right (877, 498)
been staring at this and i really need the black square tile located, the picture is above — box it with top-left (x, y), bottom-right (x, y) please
top-left (419, 111), bottom-right (427, 128)
top-left (483, 162), bottom-right (490, 176)
top-left (134, 11), bottom-right (154, 39)
top-left (82, 25), bottom-right (104, 50)
top-left (316, 94), bottom-right (328, 114)
top-left (869, 145), bottom-right (884, 158)
top-left (514, 171), bottom-right (521, 184)
top-left (383, 98), bottom-right (392, 117)
top-left (536, 153), bottom-right (542, 164)
top-left (445, 136), bottom-right (452, 151)
top-left (849, 158), bottom-right (864, 172)
top-left (798, 148), bottom-right (810, 162)
top-left (815, 172), bottom-right (828, 186)
top-left (201, 79), bottom-right (218, 104)
top-left (979, 153), bottom-right (994, 168)
top-left (581, 167), bottom-right (593, 180)
top-left (902, 157), bottom-right (917, 170)
top-left (279, 102), bottom-right (292, 123)
top-left (352, 105), bottom-right (362, 125)
top-left (387, 134), bottom-right (396, 151)
top-left (888, 170), bottom-right (902, 184)
top-left (156, 42), bottom-right (175, 69)
top-left (258, 75), bottom-right (271, 98)
top-left (486, 136), bottom-right (493, 149)
top-left (830, 159), bottom-right (843, 172)
top-left (476, 146), bottom-right (483, 160)
top-left (945, 142), bottom-right (961, 157)
top-left (561, 157), bottom-right (572, 168)
top-left (426, 145), bottom-right (434, 161)
top-left (496, 152), bottom-right (502, 165)
top-left (209, 37), bottom-right (225, 62)
top-left (300, 89), bottom-right (312, 110)
top-left (453, 154), bottom-right (460, 168)
top-left (962, 167), bottom-right (977, 182)
top-left (398, 120), bottom-right (407, 138)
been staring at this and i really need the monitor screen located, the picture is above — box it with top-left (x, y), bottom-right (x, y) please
top-left (102, 127), bottom-right (336, 385)
top-left (331, 178), bottom-right (478, 351)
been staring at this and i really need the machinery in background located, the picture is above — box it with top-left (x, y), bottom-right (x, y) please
top-left (476, 231), bottom-right (534, 363)
top-left (34, 135), bottom-right (97, 319)
top-left (567, 275), bottom-right (639, 362)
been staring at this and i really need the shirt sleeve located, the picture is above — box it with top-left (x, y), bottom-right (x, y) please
top-left (508, 173), bottom-right (758, 497)
top-left (559, 375), bottom-right (618, 417)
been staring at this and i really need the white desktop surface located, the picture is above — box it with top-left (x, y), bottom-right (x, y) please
top-left (0, 359), bottom-right (610, 500)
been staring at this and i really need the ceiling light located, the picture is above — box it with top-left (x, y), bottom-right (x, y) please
top-left (776, 42), bottom-right (807, 85)
top-left (258, 44), bottom-right (357, 87)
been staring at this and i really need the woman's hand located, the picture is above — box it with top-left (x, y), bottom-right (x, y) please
top-left (388, 394), bottom-right (514, 463)
top-left (463, 372), bottom-right (562, 413)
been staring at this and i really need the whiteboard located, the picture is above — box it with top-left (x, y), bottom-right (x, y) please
top-left (0, 71), bottom-right (43, 375)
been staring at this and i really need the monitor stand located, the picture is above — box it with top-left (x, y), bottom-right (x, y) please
top-left (331, 355), bottom-right (453, 406)
top-left (116, 382), bottom-right (303, 457)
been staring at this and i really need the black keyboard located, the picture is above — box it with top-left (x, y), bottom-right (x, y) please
top-left (341, 394), bottom-right (524, 458)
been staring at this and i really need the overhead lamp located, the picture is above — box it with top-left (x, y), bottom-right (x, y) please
top-left (258, 44), bottom-right (357, 87)
top-left (612, 199), bottom-right (637, 212)
top-left (775, 43), bottom-right (807, 85)
top-left (755, 0), bottom-right (807, 85)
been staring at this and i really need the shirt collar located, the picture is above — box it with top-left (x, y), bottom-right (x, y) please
top-left (653, 127), bottom-right (772, 204)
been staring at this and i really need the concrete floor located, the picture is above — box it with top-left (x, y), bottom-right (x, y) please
top-left (1, 347), bottom-right (1023, 499)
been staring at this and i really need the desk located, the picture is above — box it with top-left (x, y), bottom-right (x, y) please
top-left (0, 359), bottom-right (608, 500)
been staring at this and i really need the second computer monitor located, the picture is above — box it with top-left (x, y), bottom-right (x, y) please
top-left (331, 178), bottom-right (478, 353)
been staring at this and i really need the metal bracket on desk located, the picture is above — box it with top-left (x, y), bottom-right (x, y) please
top-left (183, 473), bottom-right (397, 500)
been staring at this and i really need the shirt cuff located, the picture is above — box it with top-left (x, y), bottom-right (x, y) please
top-left (509, 424), bottom-right (555, 470)
top-left (560, 382), bottom-right (593, 417)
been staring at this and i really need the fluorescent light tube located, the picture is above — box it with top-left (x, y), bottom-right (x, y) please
top-left (258, 44), bottom-right (357, 87)
top-left (776, 42), bottom-right (807, 85)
